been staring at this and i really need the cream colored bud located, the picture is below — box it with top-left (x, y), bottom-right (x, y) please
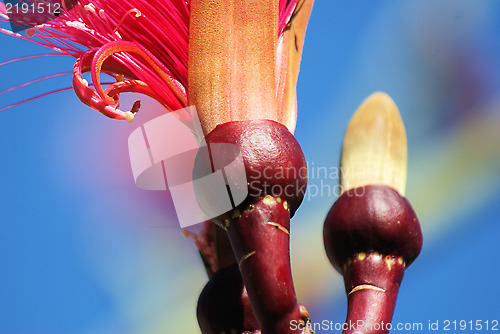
top-left (340, 92), bottom-right (407, 195)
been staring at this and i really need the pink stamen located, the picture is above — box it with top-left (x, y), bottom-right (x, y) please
top-left (0, 87), bottom-right (73, 112)
top-left (0, 81), bottom-right (115, 112)
top-left (113, 8), bottom-right (141, 33)
top-left (1, 0), bottom-right (301, 120)
top-left (0, 72), bottom-right (72, 96)
top-left (0, 53), bottom-right (65, 67)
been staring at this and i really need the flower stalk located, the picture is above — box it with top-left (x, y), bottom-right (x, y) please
top-left (196, 119), bottom-right (311, 334)
top-left (188, 0), bottom-right (314, 333)
top-left (323, 93), bottom-right (423, 334)
top-left (190, 222), bottom-right (260, 333)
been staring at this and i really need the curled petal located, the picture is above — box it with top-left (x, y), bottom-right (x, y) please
top-left (72, 40), bottom-right (190, 122)
top-left (104, 79), bottom-right (174, 112)
top-left (91, 40), bottom-right (187, 106)
top-left (105, 79), bottom-right (157, 101)
top-left (72, 53), bottom-right (135, 122)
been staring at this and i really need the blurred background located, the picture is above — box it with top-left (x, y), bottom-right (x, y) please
top-left (1, 0), bottom-right (499, 333)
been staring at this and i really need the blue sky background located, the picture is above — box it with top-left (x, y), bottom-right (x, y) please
top-left (1, 1), bottom-right (500, 333)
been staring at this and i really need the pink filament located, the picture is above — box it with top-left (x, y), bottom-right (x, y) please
top-left (1, 0), bottom-right (300, 120)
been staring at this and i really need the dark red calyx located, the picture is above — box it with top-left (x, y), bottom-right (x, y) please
top-left (195, 119), bottom-right (307, 217)
top-left (323, 185), bottom-right (423, 274)
top-left (197, 264), bottom-right (260, 334)
top-left (324, 185), bottom-right (423, 334)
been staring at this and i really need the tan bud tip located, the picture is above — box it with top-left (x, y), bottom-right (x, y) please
top-left (340, 92), bottom-right (408, 195)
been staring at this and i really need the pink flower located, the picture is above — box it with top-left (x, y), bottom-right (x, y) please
top-left (1, 0), bottom-right (311, 130)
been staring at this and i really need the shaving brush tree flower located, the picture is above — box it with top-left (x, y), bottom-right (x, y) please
top-left (189, 1), bottom-right (314, 333)
top-left (2, 0), bottom-right (315, 333)
top-left (1, 2), bottom-right (425, 334)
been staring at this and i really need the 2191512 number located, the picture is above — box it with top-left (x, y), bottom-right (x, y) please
top-left (443, 320), bottom-right (498, 331)
top-left (5, 2), bottom-right (62, 16)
